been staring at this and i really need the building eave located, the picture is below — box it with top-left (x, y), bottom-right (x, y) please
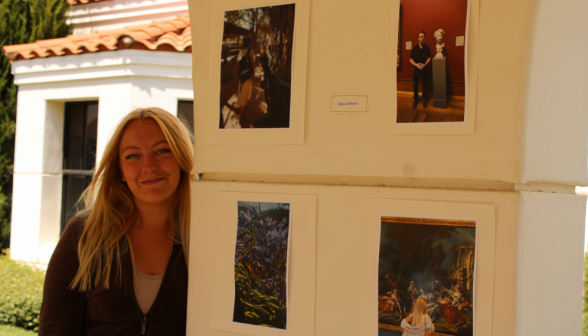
top-left (11, 49), bottom-right (192, 85)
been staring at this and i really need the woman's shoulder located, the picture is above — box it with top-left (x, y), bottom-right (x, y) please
top-left (45, 213), bottom-right (90, 271)
top-left (61, 212), bottom-right (90, 242)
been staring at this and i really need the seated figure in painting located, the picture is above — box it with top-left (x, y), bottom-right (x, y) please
top-left (451, 284), bottom-right (463, 306)
top-left (389, 297), bottom-right (400, 314)
top-left (379, 294), bottom-right (393, 312)
top-left (418, 288), bottom-right (429, 302)
top-left (378, 292), bottom-right (404, 322)
top-left (437, 292), bottom-right (470, 328)
top-left (407, 281), bottom-right (419, 302)
top-left (438, 292), bottom-right (459, 324)
top-left (458, 296), bottom-right (474, 324)
top-left (425, 293), bottom-right (437, 307)
top-left (390, 289), bottom-right (405, 315)
top-left (429, 279), bottom-right (442, 295)
top-left (428, 300), bottom-right (443, 323)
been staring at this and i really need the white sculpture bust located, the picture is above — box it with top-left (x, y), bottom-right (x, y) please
top-left (434, 29), bottom-right (445, 59)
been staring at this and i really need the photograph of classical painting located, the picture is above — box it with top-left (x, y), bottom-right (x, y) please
top-left (396, 0), bottom-right (468, 123)
top-left (233, 201), bottom-right (291, 330)
top-left (378, 216), bottom-right (476, 336)
top-left (219, 4), bottom-right (295, 129)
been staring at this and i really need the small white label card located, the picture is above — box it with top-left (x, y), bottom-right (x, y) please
top-left (330, 95), bottom-right (368, 112)
top-left (456, 36), bottom-right (465, 46)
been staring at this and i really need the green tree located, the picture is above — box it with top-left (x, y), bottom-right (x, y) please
top-left (0, 0), bottom-right (72, 249)
top-left (583, 252), bottom-right (588, 335)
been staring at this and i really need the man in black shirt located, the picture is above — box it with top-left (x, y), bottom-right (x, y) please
top-left (410, 30), bottom-right (432, 108)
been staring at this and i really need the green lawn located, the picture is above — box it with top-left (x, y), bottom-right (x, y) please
top-left (0, 324), bottom-right (37, 336)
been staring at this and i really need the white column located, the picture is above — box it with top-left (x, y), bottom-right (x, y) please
top-left (94, 82), bottom-right (133, 166)
top-left (10, 96), bottom-right (64, 264)
top-left (515, 192), bottom-right (586, 335)
top-left (514, 0), bottom-right (588, 334)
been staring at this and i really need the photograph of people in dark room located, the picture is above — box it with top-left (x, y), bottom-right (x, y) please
top-left (219, 4), bottom-right (295, 129)
top-left (396, 0), bottom-right (468, 123)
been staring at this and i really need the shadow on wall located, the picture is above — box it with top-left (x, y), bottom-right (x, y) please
top-left (379, 329), bottom-right (403, 336)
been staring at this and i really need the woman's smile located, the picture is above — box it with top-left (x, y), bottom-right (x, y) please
top-left (141, 177), bottom-right (165, 185)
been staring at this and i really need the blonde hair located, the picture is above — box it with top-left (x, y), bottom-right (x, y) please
top-left (70, 107), bottom-right (194, 291)
top-left (412, 298), bottom-right (427, 327)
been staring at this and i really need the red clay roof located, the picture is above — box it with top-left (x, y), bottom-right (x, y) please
top-left (3, 15), bottom-right (191, 61)
top-left (67, 0), bottom-right (108, 5)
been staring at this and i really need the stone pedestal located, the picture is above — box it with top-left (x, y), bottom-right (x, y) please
top-left (433, 57), bottom-right (447, 108)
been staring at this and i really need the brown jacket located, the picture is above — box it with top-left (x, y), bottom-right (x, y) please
top-left (39, 216), bottom-right (188, 335)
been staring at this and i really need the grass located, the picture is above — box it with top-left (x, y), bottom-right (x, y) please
top-left (0, 324), bottom-right (37, 336)
top-left (0, 250), bottom-right (44, 333)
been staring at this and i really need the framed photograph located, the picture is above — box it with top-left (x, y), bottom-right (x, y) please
top-left (366, 199), bottom-right (495, 336)
top-left (378, 216), bottom-right (476, 336)
top-left (207, 0), bottom-right (310, 144)
top-left (211, 192), bottom-right (316, 336)
top-left (233, 201), bottom-right (292, 330)
top-left (388, 0), bottom-right (479, 134)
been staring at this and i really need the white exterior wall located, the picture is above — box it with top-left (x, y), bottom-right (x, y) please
top-left (520, 0), bottom-right (588, 185)
top-left (185, 0), bottom-right (588, 334)
top-left (67, 0), bottom-right (189, 35)
top-left (514, 1), bottom-right (588, 334)
top-left (10, 50), bottom-right (192, 264)
top-left (515, 192), bottom-right (586, 336)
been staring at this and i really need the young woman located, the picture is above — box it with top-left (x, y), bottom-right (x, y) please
top-left (39, 107), bottom-right (193, 335)
top-left (401, 298), bottom-right (435, 336)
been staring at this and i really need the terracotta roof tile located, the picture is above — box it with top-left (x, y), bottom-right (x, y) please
top-left (2, 14), bottom-right (191, 61)
top-left (67, 0), bottom-right (110, 6)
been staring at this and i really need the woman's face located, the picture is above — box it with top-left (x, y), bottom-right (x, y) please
top-left (119, 119), bottom-right (181, 209)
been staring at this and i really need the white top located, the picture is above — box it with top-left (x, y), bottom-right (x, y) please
top-left (134, 268), bottom-right (164, 315)
top-left (400, 315), bottom-right (435, 336)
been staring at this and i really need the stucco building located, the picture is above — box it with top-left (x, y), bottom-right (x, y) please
top-left (3, 0), bottom-right (193, 265)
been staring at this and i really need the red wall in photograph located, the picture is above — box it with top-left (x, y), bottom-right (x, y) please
top-left (398, 0), bottom-right (467, 83)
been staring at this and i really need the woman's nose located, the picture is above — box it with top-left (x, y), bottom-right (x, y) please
top-left (142, 154), bottom-right (158, 172)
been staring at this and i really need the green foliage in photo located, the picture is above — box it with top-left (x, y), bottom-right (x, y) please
top-left (234, 262), bottom-right (287, 329)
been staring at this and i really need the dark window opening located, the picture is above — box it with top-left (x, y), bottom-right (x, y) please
top-left (61, 101), bottom-right (98, 232)
top-left (177, 100), bottom-right (194, 134)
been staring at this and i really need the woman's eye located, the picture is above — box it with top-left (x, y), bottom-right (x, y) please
top-left (157, 148), bottom-right (171, 154)
top-left (125, 154), bottom-right (138, 160)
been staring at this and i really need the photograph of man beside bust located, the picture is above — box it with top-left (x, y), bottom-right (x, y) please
top-left (395, 0), bottom-right (468, 123)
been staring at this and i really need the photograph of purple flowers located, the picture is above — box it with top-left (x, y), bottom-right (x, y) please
top-left (233, 201), bottom-right (291, 330)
